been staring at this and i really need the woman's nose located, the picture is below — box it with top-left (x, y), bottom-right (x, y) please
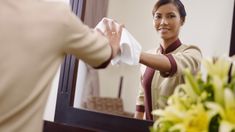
top-left (160, 18), bottom-right (168, 25)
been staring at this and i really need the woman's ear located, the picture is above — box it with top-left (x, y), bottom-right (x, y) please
top-left (180, 18), bottom-right (185, 26)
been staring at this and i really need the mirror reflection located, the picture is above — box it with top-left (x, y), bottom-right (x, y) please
top-left (71, 0), bottom-right (234, 119)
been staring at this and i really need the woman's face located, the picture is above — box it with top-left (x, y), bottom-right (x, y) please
top-left (153, 3), bottom-right (183, 41)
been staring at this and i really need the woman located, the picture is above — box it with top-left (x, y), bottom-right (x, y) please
top-left (134, 0), bottom-right (202, 120)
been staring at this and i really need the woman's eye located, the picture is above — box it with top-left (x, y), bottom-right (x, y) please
top-left (169, 14), bottom-right (176, 18)
top-left (154, 15), bottom-right (161, 20)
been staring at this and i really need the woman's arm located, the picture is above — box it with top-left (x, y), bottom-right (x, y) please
top-left (134, 111), bottom-right (144, 119)
top-left (140, 52), bottom-right (171, 73)
top-left (135, 75), bottom-right (146, 120)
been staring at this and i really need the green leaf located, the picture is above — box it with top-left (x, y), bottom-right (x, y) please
top-left (209, 114), bottom-right (221, 132)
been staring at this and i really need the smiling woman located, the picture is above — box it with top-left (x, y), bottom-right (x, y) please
top-left (135, 0), bottom-right (202, 121)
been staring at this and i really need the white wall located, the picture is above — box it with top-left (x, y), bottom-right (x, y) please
top-left (181, 0), bottom-right (234, 57)
top-left (99, 0), bottom-right (234, 113)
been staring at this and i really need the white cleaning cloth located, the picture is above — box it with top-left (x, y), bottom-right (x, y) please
top-left (95, 18), bottom-right (142, 65)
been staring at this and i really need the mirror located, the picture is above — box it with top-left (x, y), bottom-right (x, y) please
top-left (72, 0), bottom-right (235, 118)
top-left (44, 0), bottom-right (235, 124)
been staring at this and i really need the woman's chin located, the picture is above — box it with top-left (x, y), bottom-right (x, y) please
top-left (160, 35), bottom-right (169, 40)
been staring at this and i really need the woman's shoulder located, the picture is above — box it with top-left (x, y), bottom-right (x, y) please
top-left (179, 44), bottom-right (201, 52)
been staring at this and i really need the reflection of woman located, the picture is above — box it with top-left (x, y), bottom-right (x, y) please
top-left (135, 0), bottom-right (202, 120)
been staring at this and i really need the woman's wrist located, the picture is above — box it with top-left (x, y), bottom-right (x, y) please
top-left (139, 52), bottom-right (145, 64)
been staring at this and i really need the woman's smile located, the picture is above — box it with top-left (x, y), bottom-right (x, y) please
top-left (158, 27), bottom-right (170, 33)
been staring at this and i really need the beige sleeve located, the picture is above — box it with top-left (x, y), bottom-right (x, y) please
top-left (135, 78), bottom-right (145, 112)
top-left (135, 65), bottom-right (146, 112)
top-left (62, 8), bottom-right (111, 68)
top-left (172, 45), bottom-right (202, 76)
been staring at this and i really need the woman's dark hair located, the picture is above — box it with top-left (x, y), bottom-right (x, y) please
top-left (152, 0), bottom-right (186, 23)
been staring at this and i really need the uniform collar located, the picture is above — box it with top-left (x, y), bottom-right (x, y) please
top-left (160, 39), bottom-right (181, 54)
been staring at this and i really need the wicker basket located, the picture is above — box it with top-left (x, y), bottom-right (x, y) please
top-left (84, 96), bottom-right (134, 118)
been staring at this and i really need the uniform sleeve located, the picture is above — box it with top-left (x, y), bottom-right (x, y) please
top-left (136, 76), bottom-right (145, 112)
top-left (161, 45), bottom-right (202, 77)
top-left (62, 7), bottom-right (112, 68)
top-left (135, 65), bottom-right (146, 112)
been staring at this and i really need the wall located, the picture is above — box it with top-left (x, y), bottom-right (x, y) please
top-left (99, 0), bottom-right (234, 113)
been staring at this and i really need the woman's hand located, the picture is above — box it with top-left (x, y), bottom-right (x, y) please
top-left (102, 18), bottom-right (124, 58)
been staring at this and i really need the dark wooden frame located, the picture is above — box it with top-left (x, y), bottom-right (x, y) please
top-left (229, 1), bottom-right (235, 56)
top-left (45, 0), bottom-right (235, 131)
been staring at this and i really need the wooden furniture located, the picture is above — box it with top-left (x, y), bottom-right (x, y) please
top-left (43, 120), bottom-right (96, 132)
